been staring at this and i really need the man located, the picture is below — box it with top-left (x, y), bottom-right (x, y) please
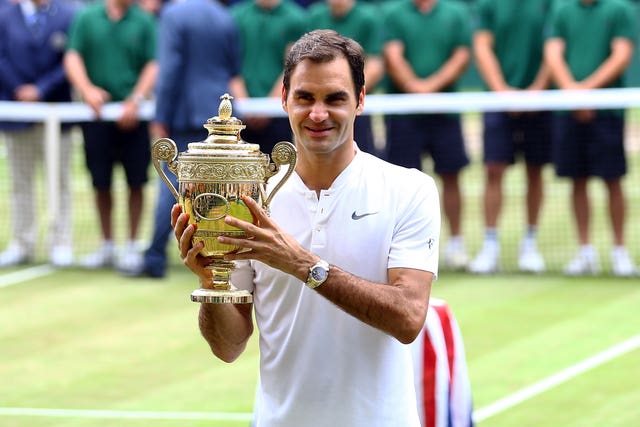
top-left (545, 0), bottom-right (636, 276)
top-left (0, 0), bottom-right (76, 267)
top-left (230, 0), bottom-right (306, 155)
top-left (470, 0), bottom-right (553, 274)
top-left (382, 0), bottom-right (470, 270)
top-left (64, 0), bottom-right (157, 271)
top-left (172, 30), bottom-right (441, 426)
top-left (127, 0), bottom-right (243, 278)
top-left (307, 0), bottom-right (385, 157)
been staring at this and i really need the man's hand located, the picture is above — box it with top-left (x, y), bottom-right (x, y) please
top-left (150, 122), bottom-right (169, 139)
top-left (82, 85), bottom-right (111, 117)
top-left (171, 204), bottom-right (214, 286)
top-left (14, 84), bottom-right (40, 102)
top-left (117, 98), bottom-right (140, 130)
top-left (573, 109), bottom-right (596, 123)
top-left (217, 196), bottom-right (315, 282)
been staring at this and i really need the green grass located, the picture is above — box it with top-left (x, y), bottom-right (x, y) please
top-left (0, 268), bottom-right (258, 427)
top-left (1, 269), bottom-right (639, 426)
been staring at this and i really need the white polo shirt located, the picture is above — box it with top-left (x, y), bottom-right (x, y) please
top-left (232, 148), bottom-right (441, 427)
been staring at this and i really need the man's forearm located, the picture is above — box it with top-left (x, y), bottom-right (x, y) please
top-left (63, 50), bottom-right (94, 94)
top-left (199, 302), bottom-right (254, 363)
top-left (312, 265), bottom-right (432, 344)
top-left (581, 39), bottom-right (633, 89)
top-left (545, 39), bottom-right (577, 89)
top-left (421, 47), bottom-right (469, 93)
top-left (129, 60), bottom-right (158, 100)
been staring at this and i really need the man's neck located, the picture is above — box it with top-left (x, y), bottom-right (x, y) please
top-left (295, 142), bottom-right (356, 196)
top-left (106, 0), bottom-right (129, 21)
top-left (29, 0), bottom-right (49, 8)
top-left (330, 0), bottom-right (354, 18)
top-left (414, 0), bottom-right (436, 14)
top-left (256, 0), bottom-right (280, 11)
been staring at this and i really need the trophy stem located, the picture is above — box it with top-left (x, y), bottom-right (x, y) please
top-left (190, 260), bottom-right (253, 304)
top-left (210, 260), bottom-right (233, 290)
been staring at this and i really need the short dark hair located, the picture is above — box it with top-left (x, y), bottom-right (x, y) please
top-left (283, 30), bottom-right (365, 101)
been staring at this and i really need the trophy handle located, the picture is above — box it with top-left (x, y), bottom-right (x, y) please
top-left (151, 138), bottom-right (180, 202)
top-left (264, 141), bottom-right (297, 210)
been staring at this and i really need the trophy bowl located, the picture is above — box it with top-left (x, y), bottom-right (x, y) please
top-left (151, 94), bottom-right (297, 304)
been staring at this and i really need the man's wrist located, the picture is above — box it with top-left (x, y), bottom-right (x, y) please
top-left (128, 92), bottom-right (145, 104)
top-left (305, 259), bottom-right (330, 289)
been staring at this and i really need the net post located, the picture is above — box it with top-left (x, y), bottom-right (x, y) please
top-left (43, 106), bottom-right (61, 237)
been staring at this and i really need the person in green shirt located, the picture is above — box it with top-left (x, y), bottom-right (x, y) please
top-left (64, 0), bottom-right (157, 272)
top-left (307, 0), bottom-right (385, 157)
top-left (383, 0), bottom-right (471, 271)
top-left (545, 0), bottom-right (637, 276)
top-left (230, 0), bottom-right (306, 154)
top-left (470, 0), bottom-right (553, 274)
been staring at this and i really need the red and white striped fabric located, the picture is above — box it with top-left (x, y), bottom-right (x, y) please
top-left (411, 298), bottom-right (474, 427)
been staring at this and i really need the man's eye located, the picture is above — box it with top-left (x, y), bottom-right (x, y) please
top-left (327, 97), bottom-right (348, 105)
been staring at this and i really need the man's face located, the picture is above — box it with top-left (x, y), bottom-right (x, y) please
top-left (282, 57), bottom-right (364, 156)
top-left (256, 0), bottom-right (280, 10)
top-left (327, 0), bottom-right (352, 14)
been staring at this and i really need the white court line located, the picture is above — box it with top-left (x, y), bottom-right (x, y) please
top-left (0, 408), bottom-right (253, 421)
top-left (0, 265), bottom-right (55, 288)
top-left (473, 334), bottom-right (640, 423)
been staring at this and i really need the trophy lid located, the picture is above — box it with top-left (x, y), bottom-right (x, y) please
top-left (187, 93), bottom-right (261, 155)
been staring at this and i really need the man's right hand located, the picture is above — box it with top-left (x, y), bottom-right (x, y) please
top-left (82, 85), bottom-right (111, 117)
top-left (171, 204), bottom-right (214, 286)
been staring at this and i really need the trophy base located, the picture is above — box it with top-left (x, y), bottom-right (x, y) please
top-left (191, 288), bottom-right (253, 304)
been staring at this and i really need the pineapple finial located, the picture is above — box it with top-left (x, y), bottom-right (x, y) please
top-left (218, 93), bottom-right (233, 121)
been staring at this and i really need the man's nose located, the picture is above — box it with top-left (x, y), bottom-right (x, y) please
top-left (309, 103), bottom-right (329, 122)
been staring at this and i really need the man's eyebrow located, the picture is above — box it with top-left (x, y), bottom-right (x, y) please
top-left (293, 89), bottom-right (313, 98)
top-left (326, 90), bottom-right (350, 101)
top-left (291, 89), bottom-right (350, 101)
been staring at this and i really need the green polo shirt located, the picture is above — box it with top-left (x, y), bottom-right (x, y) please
top-left (307, 2), bottom-right (383, 56)
top-left (231, 0), bottom-right (306, 97)
top-left (549, 0), bottom-right (636, 87)
top-left (383, 0), bottom-right (471, 93)
top-left (475, 0), bottom-right (552, 89)
top-left (66, 2), bottom-right (156, 101)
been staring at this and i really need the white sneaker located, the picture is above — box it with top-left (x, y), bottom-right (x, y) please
top-left (116, 242), bottom-right (144, 274)
top-left (81, 242), bottom-right (115, 269)
top-left (518, 240), bottom-right (545, 274)
top-left (564, 249), bottom-right (600, 276)
top-left (443, 239), bottom-right (469, 270)
top-left (469, 241), bottom-right (500, 274)
top-left (50, 246), bottom-right (73, 267)
top-left (0, 244), bottom-right (31, 267)
top-left (610, 247), bottom-right (635, 277)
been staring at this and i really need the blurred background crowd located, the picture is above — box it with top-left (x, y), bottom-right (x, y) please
top-left (1, 0), bottom-right (639, 279)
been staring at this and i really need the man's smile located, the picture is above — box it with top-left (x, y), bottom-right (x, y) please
top-left (305, 125), bottom-right (333, 136)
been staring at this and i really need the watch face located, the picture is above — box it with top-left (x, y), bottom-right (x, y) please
top-left (312, 267), bottom-right (328, 281)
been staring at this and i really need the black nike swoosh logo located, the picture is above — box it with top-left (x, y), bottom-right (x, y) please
top-left (351, 211), bottom-right (379, 220)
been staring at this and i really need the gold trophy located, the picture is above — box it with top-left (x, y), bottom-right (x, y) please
top-left (151, 94), bottom-right (297, 304)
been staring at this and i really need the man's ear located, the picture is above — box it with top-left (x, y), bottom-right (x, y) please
top-left (356, 87), bottom-right (365, 115)
top-left (281, 86), bottom-right (288, 113)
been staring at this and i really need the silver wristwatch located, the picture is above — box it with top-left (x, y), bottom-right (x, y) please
top-left (306, 260), bottom-right (330, 289)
